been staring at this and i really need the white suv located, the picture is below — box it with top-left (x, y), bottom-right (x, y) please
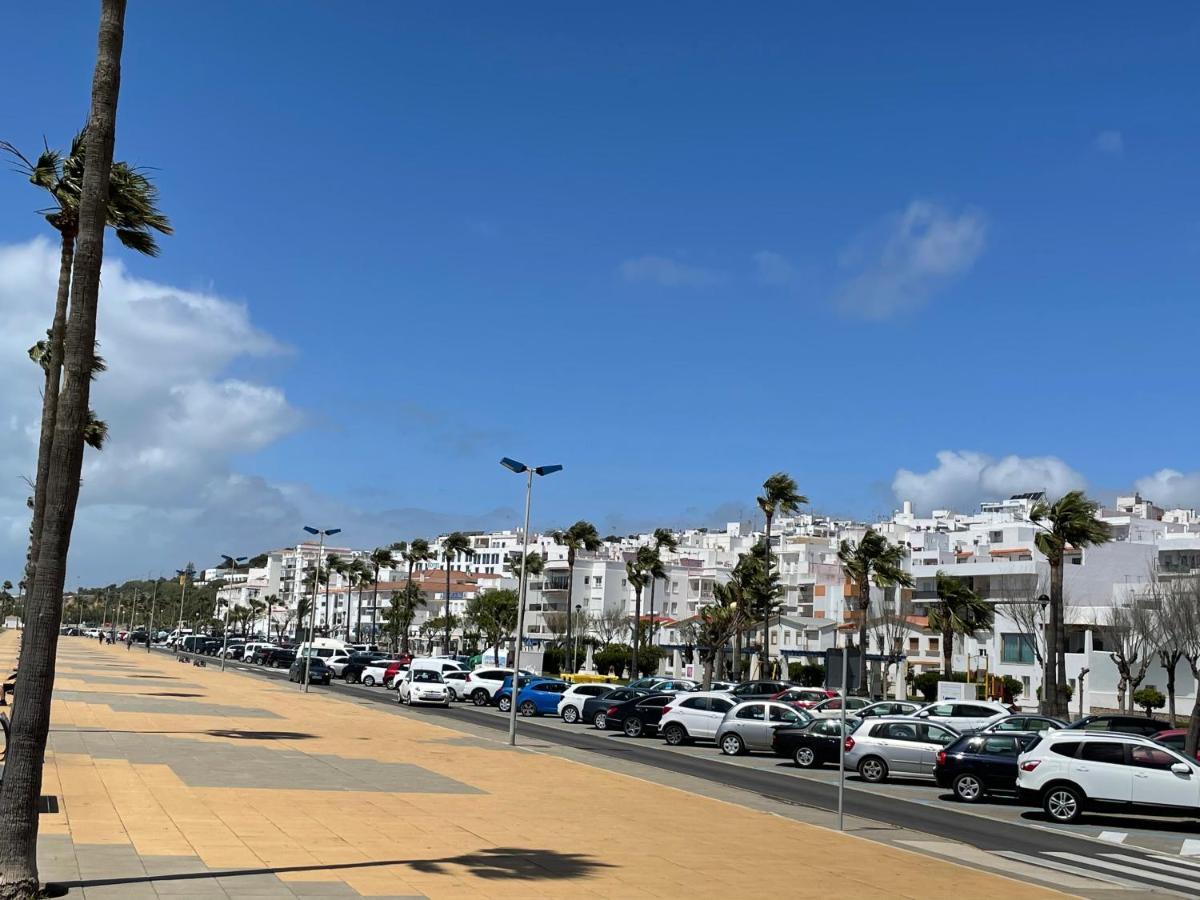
top-left (462, 668), bottom-right (535, 706)
top-left (557, 684), bottom-right (617, 724)
top-left (658, 691), bottom-right (737, 745)
top-left (910, 700), bottom-right (1010, 733)
top-left (1017, 730), bottom-right (1200, 824)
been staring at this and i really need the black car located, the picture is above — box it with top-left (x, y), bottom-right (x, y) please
top-left (289, 656), bottom-right (332, 685)
top-left (773, 717), bottom-right (857, 768)
top-left (603, 693), bottom-right (673, 738)
top-left (342, 653), bottom-right (392, 684)
top-left (934, 732), bottom-right (1040, 802)
top-left (978, 714), bottom-right (1068, 735)
top-left (263, 648), bottom-right (297, 669)
top-left (729, 680), bottom-right (794, 703)
top-left (583, 688), bottom-right (648, 729)
top-left (1067, 714), bottom-right (1170, 737)
top-left (201, 639), bottom-right (223, 656)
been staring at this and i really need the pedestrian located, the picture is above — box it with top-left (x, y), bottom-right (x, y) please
top-left (125, 633), bottom-right (132, 651)
top-left (97, 632), bottom-right (103, 647)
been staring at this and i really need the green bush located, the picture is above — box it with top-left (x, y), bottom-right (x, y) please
top-left (541, 647), bottom-right (565, 676)
top-left (911, 671), bottom-right (981, 702)
top-left (1133, 685), bottom-right (1166, 717)
top-left (788, 662), bottom-right (825, 687)
top-left (594, 645), bottom-right (631, 678)
top-left (636, 646), bottom-right (665, 677)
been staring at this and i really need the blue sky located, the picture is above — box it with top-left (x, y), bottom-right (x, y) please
top-left (2, 3), bottom-right (1199, 581)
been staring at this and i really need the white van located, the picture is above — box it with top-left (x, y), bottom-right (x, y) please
top-left (295, 638), bottom-right (349, 659)
top-left (408, 657), bottom-right (465, 677)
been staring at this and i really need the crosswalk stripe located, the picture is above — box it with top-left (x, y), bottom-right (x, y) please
top-left (992, 851), bottom-right (1140, 888)
top-left (1098, 830), bottom-right (1128, 844)
top-left (1180, 838), bottom-right (1200, 857)
top-left (893, 842), bottom-right (1116, 890)
top-left (1048, 852), bottom-right (1200, 891)
top-left (1103, 853), bottom-right (1200, 877)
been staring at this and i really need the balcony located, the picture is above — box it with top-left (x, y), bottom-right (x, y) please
top-left (543, 577), bottom-right (571, 592)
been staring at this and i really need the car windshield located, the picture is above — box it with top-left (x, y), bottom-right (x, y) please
top-left (413, 671), bottom-right (443, 683)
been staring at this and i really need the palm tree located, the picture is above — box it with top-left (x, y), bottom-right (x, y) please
top-left (550, 522), bottom-right (601, 673)
top-left (365, 547), bottom-right (398, 644)
top-left (247, 598), bottom-right (267, 638)
top-left (402, 538), bottom-right (434, 593)
top-left (261, 594), bottom-right (279, 641)
top-left (646, 528), bottom-right (678, 646)
top-left (837, 530), bottom-right (913, 695)
top-left (440, 533), bottom-right (473, 655)
top-left (927, 572), bottom-right (993, 677)
top-left (699, 580), bottom-right (746, 685)
top-left (323, 555), bottom-right (347, 632)
top-left (738, 541), bottom-right (784, 676)
top-left (395, 582), bottom-right (426, 655)
top-left (756, 472), bottom-right (807, 671)
top-left (1, 6), bottom-right (129, 888)
top-left (1029, 491), bottom-right (1111, 717)
top-left (626, 553), bottom-right (650, 679)
top-left (2, 132), bottom-right (170, 588)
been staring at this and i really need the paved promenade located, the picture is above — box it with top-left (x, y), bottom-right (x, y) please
top-left (0, 631), bottom-right (1064, 898)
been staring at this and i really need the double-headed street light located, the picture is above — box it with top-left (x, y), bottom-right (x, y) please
top-left (219, 555), bottom-right (248, 671)
top-left (301, 527), bottom-right (340, 693)
top-left (499, 457), bottom-right (562, 746)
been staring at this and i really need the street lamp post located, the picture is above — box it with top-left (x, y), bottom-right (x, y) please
top-left (219, 555), bottom-right (248, 671)
top-left (838, 627), bottom-right (849, 831)
top-left (500, 457), bottom-right (562, 746)
top-left (573, 603), bottom-right (582, 675)
top-left (302, 527), bottom-right (340, 693)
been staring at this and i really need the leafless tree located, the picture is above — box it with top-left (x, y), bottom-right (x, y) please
top-left (870, 586), bottom-right (914, 696)
top-left (1098, 603), bottom-right (1154, 713)
top-left (592, 607), bottom-right (628, 647)
top-left (1003, 576), bottom-right (1053, 674)
top-left (1145, 573), bottom-right (1186, 725)
top-left (1166, 577), bottom-right (1200, 757)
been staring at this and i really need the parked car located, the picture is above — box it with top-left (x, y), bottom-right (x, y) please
top-left (558, 683), bottom-right (616, 724)
top-left (358, 660), bottom-right (398, 688)
top-left (219, 641), bottom-right (246, 660)
top-left (584, 688), bottom-right (649, 730)
top-left (324, 650), bottom-right (355, 677)
top-left (658, 692), bottom-right (738, 745)
top-left (496, 678), bottom-right (570, 716)
top-left (909, 700), bottom-right (1011, 733)
top-left (808, 696), bottom-right (873, 718)
top-left (843, 716), bottom-right (960, 783)
top-left (603, 693), bottom-right (674, 738)
top-left (715, 700), bottom-right (812, 755)
top-left (382, 660), bottom-right (411, 689)
top-left (263, 648), bottom-right (296, 669)
top-left (707, 680), bottom-right (737, 692)
top-left (1151, 729), bottom-right (1200, 759)
top-left (772, 687), bottom-right (838, 710)
top-left (729, 681), bottom-right (794, 703)
top-left (463, 668), bottom-right (536, 706)
top-left (772, 716), bottom-right (858, 768)
top-left (626, 676), bottom-right (672, 691)
top-left (1066, 714), bottom-right (1171, 737)
top-left (343, 655), bottom-right (394, 684)
top-left (643, 678), bottom-right (700, 694)
top-left (855, 700), bottom-right (921, 719)
top-left (243, 642), bottom-right (275, 663)
top-left (398, 669), bottom-right (450, 707)
top-left (442, 669), bottom-right (471, 701)
top-left (934, 732), bottom-right (1040, 802)
top-left (1016, 730), bottom-right (1200, 824)
top-left (978, 714), bottom-right (1068, 735)
top-left (288, 657), bottom-right (331, 685)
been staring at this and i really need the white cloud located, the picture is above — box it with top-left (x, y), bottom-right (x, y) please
top-left (834, 201), bottom-right (987, 319)
top-left (892, 450), bottom-right (1087, 514)
top-left (752, 250), bottom-right (800, 286)
top-left (618, 255), bottom-right (720, 288)
top-left (1094, 130), bottom-right (1125, 156)
top-left (1134, 469), bottom-right (1200, 510)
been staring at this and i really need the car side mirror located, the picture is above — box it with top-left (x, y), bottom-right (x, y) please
top-left (915, 711), bottom-right (929, 719)
top-left (1172, 762), bottom-right (1192, 776)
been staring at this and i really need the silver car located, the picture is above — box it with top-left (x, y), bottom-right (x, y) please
top-left (843, 716), bottom-right (959, 782)
top-left (716, 700), bottom-right (812, 755)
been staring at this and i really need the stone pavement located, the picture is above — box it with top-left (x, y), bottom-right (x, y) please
top-left (0, 632), bottom-right (1067, 898)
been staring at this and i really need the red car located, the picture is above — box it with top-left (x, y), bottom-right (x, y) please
top-left (1152, 729), bottom-right (1200, 760)
top-left (383, 658), bottom-right (412, 688)
top-left (771, 687), bottom-right (838, 710)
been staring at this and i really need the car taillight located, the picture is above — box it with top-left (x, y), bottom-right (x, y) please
top-left (844, 737), bottom-right (855, 752)
top-left (1020, 759), bottom-right (1041, 772)
top-left (935, 751), bottom-right (946, 767)
top-left (607, 706), bottom-right (620, 715)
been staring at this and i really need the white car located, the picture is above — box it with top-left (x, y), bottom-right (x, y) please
top-left (557, 684), bottom-right (617, 724)
top-left (324, 650), bottom-right (353, 677)
top-left (242, 642), bottom-right (275, 663)
top-left (1017, 730), bottom-right (1200, 824)
top-left (808, 696), bottom-right (874, 719)
top-left (358, 661), bottom-right (397, 687)
top-left (442, 669), bottom-right (470, 701)
top-left (658, 691), bottom-right (737, 745)
top-left (398, 669), bottom-right (450, 707)
top-left (909, 700), bottom-right (1010, 733)
top-left (462, 667), bottom-right (536, 707)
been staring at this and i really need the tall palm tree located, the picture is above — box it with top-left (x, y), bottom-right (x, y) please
top-left (756, 472), bottom-right (806, 671)
top-left (646, 528), bottom-right (678, 646)
top-left (323, 555), bottom-right (347, 632)
top-left (2, 132), bottom-right (170, 588)
top-left (440, 533), bottom-right (473, 655)
top-left (0, 3), bottom-right (129, 889)
top-left (1029, 491), bottom-right (1111, 717)
top-left (738, 541), bottom-right (784, 676)
top-left (348, 559), bottom-right (371, 641)
top-left (395, 582), bottom-right (426, 656)
top-left (550, 521), bottom-right (601, 673)
top-left (365, 546), bottom-right (398, 644)
top-left (837, 530), bottom-right (913, 695)
top-left (261, 594), bottom-right (279, 641)
top-left (927, 572), bottom-right (993, 677)
top-left (626, 551), bottom-right (651, 679)
top-left (403, 538), bottom-right (434, 591)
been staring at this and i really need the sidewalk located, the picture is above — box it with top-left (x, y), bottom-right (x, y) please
top-left (0, 631), bottom-right (1065, 898)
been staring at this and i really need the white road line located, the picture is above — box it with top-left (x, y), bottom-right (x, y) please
top-left (1048, 852), bottom-right (1200, 891)
top-left (1103, 853), bottom-right (1200, 877)
top-left (894, 841), bottom-right (1119, 890)
top-left (1180, 839), bottom-right (1200, 857)
top-left (1098, 830), bottom-right (1128, 844)
top-left (993, 851), bottom-right (1140, 889)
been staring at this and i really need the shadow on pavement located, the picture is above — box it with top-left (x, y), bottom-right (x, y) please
top-left (1019, 809), bottom-right (1200, 833)
top-left (52, 847), bottom-right (614, 890)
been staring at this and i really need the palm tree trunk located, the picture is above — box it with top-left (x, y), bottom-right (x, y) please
top-left (856, 584), bottom-right (870, 695)
top-left (647, 579), bottom-right (656, 660)
top-left (631, 587), bottom-right (642, 678)
top-left (27, 230), bottom-right (75, 587)
top-left (1050, 559), bottom-right (1067, 718)
top-left (762, 514), bottom-right (773, 678)
top-left (0, 4), bottom-right (125, 894)
top-left (444, 560), bottom-right (452, 656)
top-left (943, 626), bottom-right (953, 677)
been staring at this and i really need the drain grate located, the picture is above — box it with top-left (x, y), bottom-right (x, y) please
top-left (38, 795), bottom-right (59, 814)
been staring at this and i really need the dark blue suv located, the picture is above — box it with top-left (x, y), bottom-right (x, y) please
top-left (934, 732), bottom-right (1039, 802)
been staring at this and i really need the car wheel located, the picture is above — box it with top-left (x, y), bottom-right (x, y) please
top-left (794, 746), bottom-right (818, 768)
top-left (1043, 785), bottom-right (1083, 824)
top-left (720, 733), bottom-right (745, 756)
top-left (520, 700), bottom-right (537, 718)
top-left (447, 688), bottom-right (458, 702)
top-left (663, 724), bottom-right (687, 746)
top-left (858, 756), bottom-right (888, 783)
top-left (362, 675), bottom-right (376, 687)
top-left (562, 706), bottom-right (579, 724)
top-left (472, 689), bottom-right (490, 707)
top-left (345, 672), bottom-right (359, 684)
top-left (953, 773), bottom-right (984, 803)
top-left (593, 712), bottom-right (607, 730)
top-left (623, 718), bottom-right (644, 738)
top-left (498, 696), bottom-right (512, 713)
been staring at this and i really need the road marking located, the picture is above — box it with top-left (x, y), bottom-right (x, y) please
top-left (895, 841), bottom-right (1118, 890)
top-left (1103, 853), bottom-right (1200, 877)
top-left (1098, 830), bottom-right (1128, 844)
top-left (1181, 839), bottom-right (1200, 857)
top-left (1048, 852), bottom-right (1200, 891)
top-left (993, 851), bottom-right (1140, 888)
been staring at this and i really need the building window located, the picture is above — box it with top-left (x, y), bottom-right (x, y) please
top-left (928, 638), bottom-right (940, 653)
top-left (1001, 633), bottom-right (1036, 664)
top-left (908, 638), bottom-right (919, 653)
top-left (594, 576), bottom-right (602, 587)
top-left (583, 576), bottom-right (590, 585)
top-left (771, 632), bottom-right (778, 645)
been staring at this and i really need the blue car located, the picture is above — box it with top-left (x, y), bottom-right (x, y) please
top-left (495, 676), bottom-right (570, 716)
